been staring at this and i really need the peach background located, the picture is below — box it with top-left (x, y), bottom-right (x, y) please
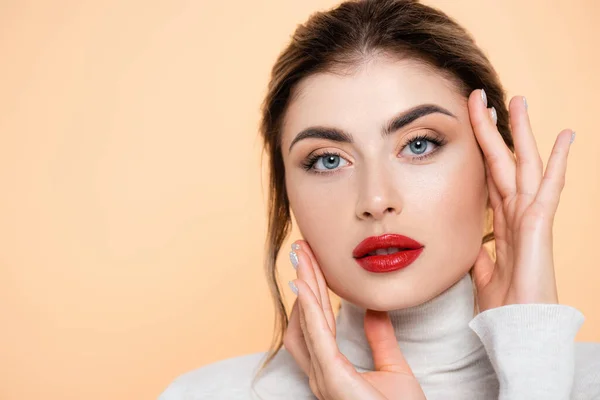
top-left (1, 1), bottom-right (598, 399)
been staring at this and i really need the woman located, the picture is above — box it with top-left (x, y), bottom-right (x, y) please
top-left (159, 0), bottom-right (599, 398)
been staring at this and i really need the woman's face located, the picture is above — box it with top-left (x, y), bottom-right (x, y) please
top-left (281, 56), bottom-right (489, 310)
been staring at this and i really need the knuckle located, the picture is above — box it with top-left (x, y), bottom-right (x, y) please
top-left (551, 147), bottom-right (565, 159)
top-left (486, 153), bottom-right (500, 166)
top-left (524, 203), bottom-right (553, 227)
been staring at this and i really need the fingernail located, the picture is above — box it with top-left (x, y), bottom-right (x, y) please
top-left (570, 131), bottom-right (576, 144)
top-left (523, 96), bottom-right (528, 110)
top-left (289, 250), bottom-right (299, 269)
top-left (291, 243), bottom-right (301, 251)
top-left (481, 89), bottom-right (487, 107)
top-left (288, 280), bottom-right (298, 295)
top-left (490, 106), bottom-right (497, 125)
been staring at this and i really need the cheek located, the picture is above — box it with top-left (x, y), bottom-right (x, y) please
top-left (286, 171), bottom-right (355, 270)
top-left (416, 149), bottom-right (487, 266)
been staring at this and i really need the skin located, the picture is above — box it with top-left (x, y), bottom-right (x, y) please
top-left (282, 56), bottom-right (489, 310)
top-left (280, 55), bottom-right (575, 399)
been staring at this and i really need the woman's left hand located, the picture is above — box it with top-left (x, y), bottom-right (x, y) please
top-left (468, 89), bottom-right (575, 312)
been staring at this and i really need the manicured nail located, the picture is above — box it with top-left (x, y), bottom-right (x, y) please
top-left (570, 131), bottom-right (576, 144)
top-left (523, 96), bottom-right (528, 110)
top-left (289, 250), bottom-right (299, 269)
top-left (288, 280), bottom-right (298, 295)
top-left (481, 89), bottom-right (487, 107)
top-left (490, 106), bottom-right (497, 125)
top-left (291, 243), bottom-right (301, 251)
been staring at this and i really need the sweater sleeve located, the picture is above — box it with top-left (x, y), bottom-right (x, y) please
top-left (468, 304), bottom-right (585, 400)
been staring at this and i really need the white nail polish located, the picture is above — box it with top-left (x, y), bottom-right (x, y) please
top-left (523, 96), bottom-right (528, 110)
top-left (490, 106), bottom-right (497, 125)
top-left (481, 89), bottom-right (487, 107)
top-left (288, 280), bottom-right (298, 295)
top-left (291, 243), bottom-right (301, 251)
top-left (570, 131), bottom-right (576, 144)
top-left (289, 251), bottom-right (299, 269)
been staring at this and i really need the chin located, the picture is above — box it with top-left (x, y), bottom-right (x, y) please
top-left (337, 266), bottom-right (470, 312)
top-left (336, 282), bottom-right (434, 311)
top-left (365, 288), bottom-right (440, 311)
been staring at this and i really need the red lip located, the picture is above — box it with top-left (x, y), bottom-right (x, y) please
top-left (353, 234), bottom-right (424, 273)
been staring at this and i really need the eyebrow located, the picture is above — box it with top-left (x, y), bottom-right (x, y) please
top-left (288, 104), bottom-right (457, 153)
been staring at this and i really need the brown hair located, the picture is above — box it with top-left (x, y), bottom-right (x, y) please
top-left (252, 0), bottom-right (514, 389)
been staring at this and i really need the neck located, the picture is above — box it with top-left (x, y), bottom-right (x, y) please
top-left (335, 272), bottom-right (482, 375)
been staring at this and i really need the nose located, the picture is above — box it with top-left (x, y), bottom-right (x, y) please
top-left (355, 164), bottom-right (403, 221)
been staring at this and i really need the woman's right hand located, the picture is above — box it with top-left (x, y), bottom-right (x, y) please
top-left (283, 240), bottom-right (426, 400)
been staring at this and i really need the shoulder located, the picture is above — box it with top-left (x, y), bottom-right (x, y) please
top-left (158, 348), bottom-right (315, 400)
top-left (573, 342), bottom-right (600, 400)
top-left (158, 352), bottom-right (264, 399)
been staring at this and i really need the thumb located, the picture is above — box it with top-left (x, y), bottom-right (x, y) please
top-left (364, 309), bottom-right (414, 375)
top-left (472, 245), bottom-right (495, 291)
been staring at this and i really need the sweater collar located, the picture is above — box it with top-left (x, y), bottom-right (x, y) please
top-left (334, 272), bottom-right (484, 375)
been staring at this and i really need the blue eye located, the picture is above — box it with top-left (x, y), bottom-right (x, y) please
top-left (409, 139), bottom-right (428, 155)
top-left (302, 152), bottom-right (349, 173)
top-left (408, 139), bottom-right (431, 155)
top-left (318, 154), bottom-right (342, 169)
top-left (400, 134), bottom-right (445, 160)
top-left (300, 132), bottom-right (446, 175)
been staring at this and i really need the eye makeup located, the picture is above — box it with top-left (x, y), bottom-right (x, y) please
top-left (300, 130), bottom-right (448, 175)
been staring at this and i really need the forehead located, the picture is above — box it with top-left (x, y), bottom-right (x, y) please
top-left (282, 57), bottom-right (466, 140)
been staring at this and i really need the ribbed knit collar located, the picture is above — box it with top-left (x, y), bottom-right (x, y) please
top-left (335, 272), bottom-right (489, 381)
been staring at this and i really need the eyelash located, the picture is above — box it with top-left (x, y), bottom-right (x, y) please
top-left (301, 133), bottom-right (447, 174)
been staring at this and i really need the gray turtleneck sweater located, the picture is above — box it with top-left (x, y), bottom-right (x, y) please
top-left (158, 273), bottom-right (600, 399)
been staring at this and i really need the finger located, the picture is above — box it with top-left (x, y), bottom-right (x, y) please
top-left (294, 279), bottom-right (339, 365)
top-left (364, 309), bottom-right (414, 376)
top-left (485, 161), bottom-right (503, 214)
top-left (472, 245), bottom-right (495, 291)
top-left (485, 161), bottom-right (513, 284)
top-left (296, 297), bottom-right (327, 400)
top-left (308, 368), bottom-right (325, 400)
top-left (488, 107), bottom-right (497, 125)
top-left (295, 280), bottom-right (335, 398)
top-left (469, 89), bottom-right (516, 199)
top-left (292, 244), bottom-right (322, 305)
top-left (295, 241), bottom-right (336, 335)
top-left (509, 96), bottom-right (543, 198)
top-left (485, 161), bottom-right (509, 245)
top-left (294, 249), bottom-right (323, 307)
top-left (283, 299), bottom-right (311, 375)
top-left (296, 279), bottom-right (386, 400)
top-left (534, 129), bottom-right (574, 216)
